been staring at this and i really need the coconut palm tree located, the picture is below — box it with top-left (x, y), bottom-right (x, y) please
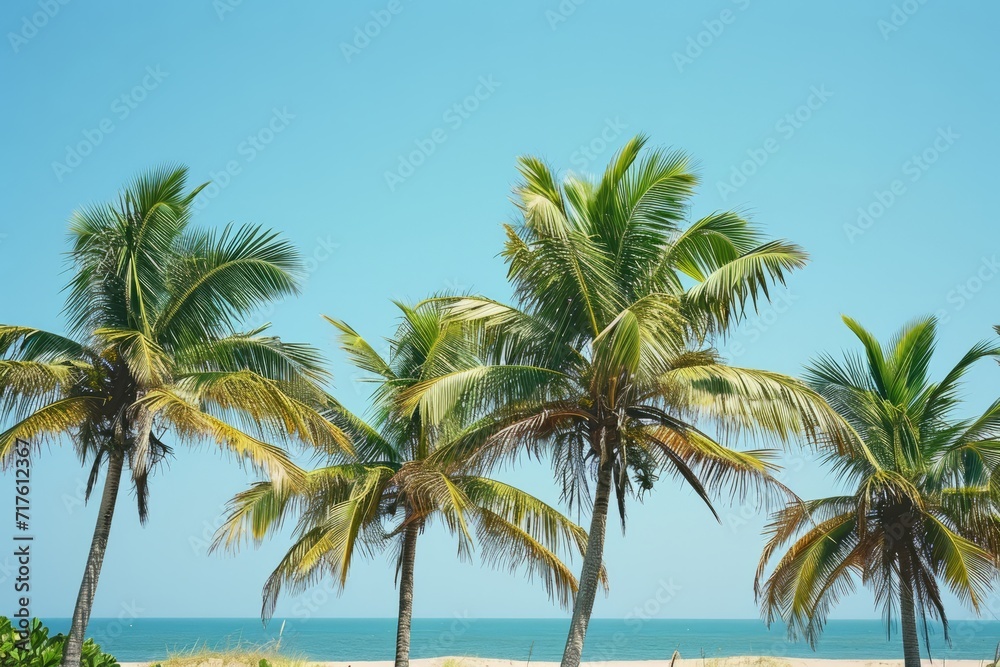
top-left (0, 166), bottom-right (351, 667)
top-left (214, 302), bottom-right (600, 667)
top-left (756, 316), bottom-right (1000, 667)
top-left (400, 135), bottom-right (855, 667)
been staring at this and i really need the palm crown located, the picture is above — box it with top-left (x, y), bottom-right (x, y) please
top-left (0, 165), bottom-right (354, 667)
top-left (214, 302), bottom-right (597, 624)
top-left (400, 135), bottom-right (855, 667)
top-left (0, 165), bottom-right (350, 506)
top-left (408, 135), bottom-right (853, 519)
top-left (757, 316), bottom-right (1000, 661)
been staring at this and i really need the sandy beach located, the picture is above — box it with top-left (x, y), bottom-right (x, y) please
top-left (118, 658), bottom-right (992, 667)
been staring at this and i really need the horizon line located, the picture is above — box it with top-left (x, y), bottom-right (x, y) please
top-left (39, 616), bottom-right (976, 622)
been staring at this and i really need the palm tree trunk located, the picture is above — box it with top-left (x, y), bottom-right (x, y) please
top-left (900, 577), bottom-right (921, 667)
top-left (560, 456), bottom-right (613, 667)
top-left (61, 454), bottom-right (124, 667)
top-left (394, 521), bottom-right (419, 667)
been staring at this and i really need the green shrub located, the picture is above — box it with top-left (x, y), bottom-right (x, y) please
top-left (0, 617), bottom-right (119, 667)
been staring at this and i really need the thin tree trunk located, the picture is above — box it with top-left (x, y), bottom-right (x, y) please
top-left (394, 522), bottom-right (419, 667)
top-left (61, 454), bottom-right (124, 667)
top-left (900, 576), bottom-right (921, 667)
top-left (560, 456), bottom-right (613, 667)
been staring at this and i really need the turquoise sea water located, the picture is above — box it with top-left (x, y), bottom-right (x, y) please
top-left (40, 618), bottom-right (1000, 662)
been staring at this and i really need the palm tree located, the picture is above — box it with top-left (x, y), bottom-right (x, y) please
top-left (214, 302), bottom-right (600, 667)
top-left (401, 135), bottom-right (855, 667)
top-left (757, 316), bottom-right (1000, 667)
top-left (0, 166), bottom-right (351, 667)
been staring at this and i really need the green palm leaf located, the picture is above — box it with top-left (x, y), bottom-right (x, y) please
top-left (758, 317), bottom-right (1000, 660)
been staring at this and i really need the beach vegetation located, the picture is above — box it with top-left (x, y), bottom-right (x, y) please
top-left (704, 658), bottom-right (790, 667)
top-left (214, 301), bottom-right (595, 667)
top-left (153, 648), bottom-right (305, 667)
top-left (0, 617), bottom-right (118, 667)
top-left (0, 166), bottom-right (352, 667)
top-left (400, 135), bottom-right (856, 667)
top-left (756, 316), bottom-right (1000, 667)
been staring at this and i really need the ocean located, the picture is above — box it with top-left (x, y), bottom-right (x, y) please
top-left (40, 618), bottom-right (1000, 663)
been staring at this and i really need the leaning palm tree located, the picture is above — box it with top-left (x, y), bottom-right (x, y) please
top-left (214, 302), bottom-right (600, 667)
top-left (0, 166), bottom-right (351, 667)
top-left (757, 316), bottom-right (1000, 667)
top-left (402, 135), bottom-right (855, 667)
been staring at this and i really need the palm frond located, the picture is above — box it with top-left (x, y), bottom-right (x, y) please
top-left (0, 325), bottom-right (89, 361)
top-left (177, 331), bottom-right (329, 384)
top-left (139, 388), bottom-right (307, 490)
top-left (95, 327), bottom-right (172, 386)
top-left (659, 364), bottom-right (859, 455)
top-left (684, 241), bottom-right (808, 332)
top-left (0, 396), bottom-right (102, 463)
top-left (156, 224), bottom-right (302, 347)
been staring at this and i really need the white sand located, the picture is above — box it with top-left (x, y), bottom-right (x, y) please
top-left (118, 657), bottom-right (991, 667)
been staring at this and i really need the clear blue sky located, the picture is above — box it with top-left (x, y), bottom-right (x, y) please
top-left (1, 1), bottom-right (998, 624)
